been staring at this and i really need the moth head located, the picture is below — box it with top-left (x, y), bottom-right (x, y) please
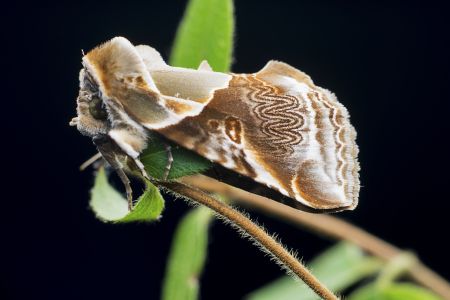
top-left (70, 68), bottom-right (110, 137)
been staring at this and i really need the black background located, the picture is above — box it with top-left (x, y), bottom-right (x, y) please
top-left (3, 1), bottom-right (450, 299)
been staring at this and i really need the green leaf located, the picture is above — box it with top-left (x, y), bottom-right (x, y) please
top-left (170, 0), bottom-right (234, 72)
top-left (375, 251), bottom-right (418, 288)
top-left (161, 207), bottom-right (213, 300)
top-left (245, 242), bottom-right (383, 300)
top-left (160, 1), bottom-right (235, 299)
top-left (90, 168), bottom-right (164, 223)
top-left (140, 134), bottom-right (211, 180)
top-left (146, 0), bottom-right (236, 179)
top-left (348, 283), bottom-right (442, 300)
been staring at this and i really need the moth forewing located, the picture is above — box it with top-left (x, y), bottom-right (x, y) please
top-left (72, 36), bottom-right (359, 212)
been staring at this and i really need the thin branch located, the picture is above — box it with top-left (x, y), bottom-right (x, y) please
top-left (158, 180), bottom-right (339, 300)
top-left (181, 174), bottom-right (450, 300)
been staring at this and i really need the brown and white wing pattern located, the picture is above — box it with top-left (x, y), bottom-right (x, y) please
top-left (76, 37), bottom-right (359, 211)
top-left (157, 61), bottom-right (359, 210)
top-left (80, 37), bottom-right (231, 158)
top-left (82, 37), bottom-right (225, 131)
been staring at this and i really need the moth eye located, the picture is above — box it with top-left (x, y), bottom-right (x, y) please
top-left (89, 96), bottom-right (107, 120)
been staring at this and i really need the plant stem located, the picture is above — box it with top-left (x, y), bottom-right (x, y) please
top-left (181, 175), bottom-right (450, 300)
top-left (376, 252), bottom-right (418, 289)
top-left (159, 180), bottom-right (339, 300)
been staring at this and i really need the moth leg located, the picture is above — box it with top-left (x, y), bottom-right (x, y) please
top-left (79, 152), bottom-right (103, 171)
top-left (131, 157), bottom-right (151, 181)
top-left (162, 144), bottom-right (173, 180)
top-left (115, 166), bottom-right (133, 211)
top-left (93, 135), bottom-right (135, 210)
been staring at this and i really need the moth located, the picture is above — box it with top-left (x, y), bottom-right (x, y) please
top-left (70, 37), bottom-right (360, 212)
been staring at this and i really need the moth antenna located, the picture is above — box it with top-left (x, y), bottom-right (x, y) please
top-left (81, 49), bottom-right (85, 56)
top-left (79, 152), bottom-right (103, 171)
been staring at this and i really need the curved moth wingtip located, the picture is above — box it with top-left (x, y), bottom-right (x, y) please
top-left (257, 60), bottom-right (315, 88)
top-left (290, 160), bottom-right (358, 210)
top-left (135, 44), bottom-right (167, 70)
top-left (85, 36), bottom-right (134, 58)
top-left (110, 36), bottom-right (132, 45)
